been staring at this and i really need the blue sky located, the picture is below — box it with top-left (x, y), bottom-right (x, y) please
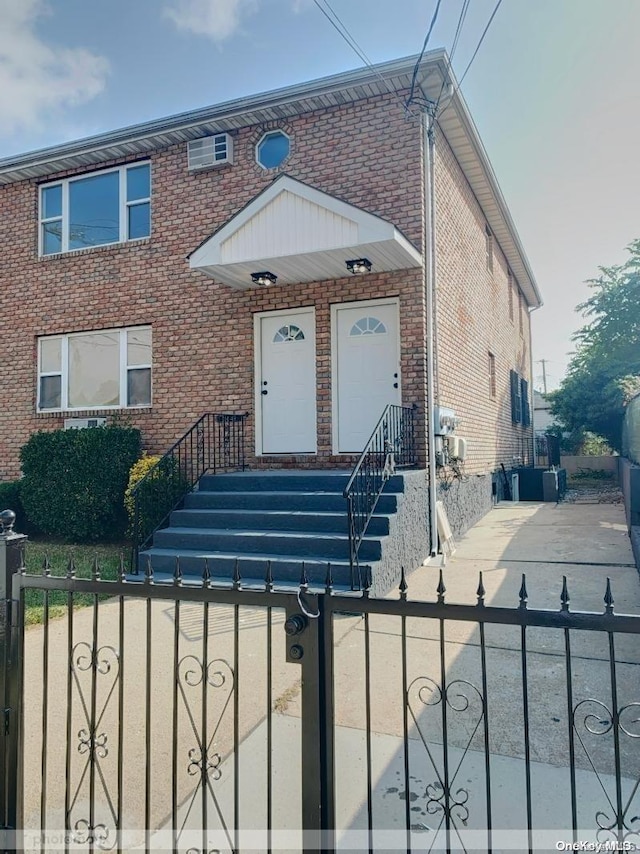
top-left (1, 0), bottom-right (639, 390)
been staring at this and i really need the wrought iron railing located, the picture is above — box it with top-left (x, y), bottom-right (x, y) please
top-left (130, 412), bottom-right (248, 572)
top-left (344, 404), bottom-right (417, 588)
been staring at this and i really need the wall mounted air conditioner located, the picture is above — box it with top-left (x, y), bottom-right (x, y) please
top-left (63, 418), bottom-right (108, 430)
top-left (187, 134), bottom-right (233, 170)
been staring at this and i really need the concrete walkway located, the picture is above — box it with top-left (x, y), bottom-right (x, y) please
top-left (18, 500), bottom-right (640, 853)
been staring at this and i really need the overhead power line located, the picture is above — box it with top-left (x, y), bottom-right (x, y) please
top-left (312, 0), bottom-right (415, 117)
top-left (454, 0), bottom-right (503, 93)
top-left (437, 0), bottom-right (504, 121)
top-left (434, 0), bottom-right (471, 111)
top-left (405, 0), bottom-right (443, 113)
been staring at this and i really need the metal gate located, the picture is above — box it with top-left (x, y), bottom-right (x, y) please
top-left (1, 532), bottom-right (640, 852)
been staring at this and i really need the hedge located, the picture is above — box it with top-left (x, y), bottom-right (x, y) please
top-left (0, 480), bottom-right (30, 534)
top-left (20, 425), bottom-right (141, 542)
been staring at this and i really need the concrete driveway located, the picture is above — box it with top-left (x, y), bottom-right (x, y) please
top-left (17, 500), bottom-right (640, 853)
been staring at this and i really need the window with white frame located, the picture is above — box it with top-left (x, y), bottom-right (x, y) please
top-left (40, 162), bottom-right (151, 256)
top-left (38, 326), bottom-right (152, 411)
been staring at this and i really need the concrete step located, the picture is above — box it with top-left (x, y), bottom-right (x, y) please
top-left (169, 508), bottom-right (391, 536)
top-left (153, 527), bottom-right (383, 562)
top-left (184, 490), bottom-right (399, 513)
top-left (198, 472), bottom-right (405, 494)
top-left (136, 548), bottom-right (366, 587)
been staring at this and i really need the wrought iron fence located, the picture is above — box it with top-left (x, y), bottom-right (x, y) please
top-left (535, 433), bottom-right (562, 468)
top-left (130, 412), bottom-right (248, 572)
top-left (344, 404), bottom-right (417, 587)
top-left (1, 536), bottom-right (639, 853)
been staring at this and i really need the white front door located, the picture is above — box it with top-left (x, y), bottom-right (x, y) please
top-left (333, 300), bottom-right (401, 453)
top-left (256, 308), bottom-right (317, 454)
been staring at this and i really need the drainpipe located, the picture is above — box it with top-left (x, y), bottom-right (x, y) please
top-left (423, 106), bottom-right (439, 557)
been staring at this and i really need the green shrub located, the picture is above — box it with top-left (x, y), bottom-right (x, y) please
top-left (20, 426), bottom-right (141, 542)
top-left (0, 480), bottom-right (30, 534)
top-left (125, 453), bottom-right (188, 543)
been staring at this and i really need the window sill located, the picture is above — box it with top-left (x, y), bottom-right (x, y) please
top-left (36, 406), bottom-right (152, 418)
top-left (39, 237), bottom-right (151, 261)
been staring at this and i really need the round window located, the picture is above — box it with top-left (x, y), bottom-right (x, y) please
top-left (256, 131), bottom-right (290, 170)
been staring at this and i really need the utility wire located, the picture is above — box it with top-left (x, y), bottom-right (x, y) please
top-left (439, 0), bottom-right (504, 122)
top-left (312, 0), bottom-right (373, 72)
top-left (456, 0), bottom-right (503, 90)
top-left (434, 0), bottom-right (471, 111)
top-left (405, 0), bottom-right (443, 113)
top-left (312, 0), bottom-right (416, 117)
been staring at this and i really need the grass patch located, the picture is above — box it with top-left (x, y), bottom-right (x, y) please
top-left (571, 468), bottom-right (615, 481)
top-left (23, 541), bottom-right (127, 626)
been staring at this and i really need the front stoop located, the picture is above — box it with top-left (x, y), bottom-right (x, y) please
top-left (138, 469), bottom-right (430, 592)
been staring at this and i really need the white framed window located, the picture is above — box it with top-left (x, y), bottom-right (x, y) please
top-left (37, 326), bottom-right (152, 412)
top-left (485, 224), bottom-right (494, 272)
top-left (39, 162), bottom-right (151, 256)
top-left (256, 130), bottom-right (290, 170)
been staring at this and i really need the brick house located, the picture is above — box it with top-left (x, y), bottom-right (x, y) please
top-left (0, 51), bottom-right (540, 585)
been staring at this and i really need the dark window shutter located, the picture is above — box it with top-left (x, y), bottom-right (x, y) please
top-left (521, 378), bottom-right (530, 427)
top-left (510, 370), bottom-right (521, 423)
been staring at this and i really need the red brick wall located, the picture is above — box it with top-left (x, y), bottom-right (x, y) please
top-left (433, 126), bottom-right (533, 477)
top-left (0, 92), bottom-right (533, 483)
top-left (0, 94), bottom-right (428, 479)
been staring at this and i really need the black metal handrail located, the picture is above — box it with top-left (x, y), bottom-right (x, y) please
top-left (344, 404), bottom-right (417, 588)
top-left (130, 412), bottom-right (248, 572)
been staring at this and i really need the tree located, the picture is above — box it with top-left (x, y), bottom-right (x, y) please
top-left (549, 239), bottom-right (640, 452)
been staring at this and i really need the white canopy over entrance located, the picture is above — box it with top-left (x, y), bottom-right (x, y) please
top-left (188, 175), bottom-right (422, 289)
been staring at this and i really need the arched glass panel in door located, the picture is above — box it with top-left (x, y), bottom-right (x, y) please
top-left (349, 317), bottom-right (387, 336)
top-left (273, 325), bottom-right (305, 342)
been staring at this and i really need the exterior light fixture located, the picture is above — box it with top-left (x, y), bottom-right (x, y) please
top-left (251, 271), bottom-right (277, 287)
top-left (346, 258), bottom-right (372, 275)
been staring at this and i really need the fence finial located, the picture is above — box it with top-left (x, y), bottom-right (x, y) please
top-left (42, 556), bottom-right (51, 578)
top-left (119, 553), bottom-right (126, 583)
top-left (604, 577), bottom-right (614, 614)
top-left (476, 572), bottom-right (485, 606)
top-left (300, 561), bottom-right (309, 590)
top-left (519, 573), bottom-right (528, 609)
top-left (265, 560), bottom-right (274, 592)
top-left (66, 558), bottom-right (76, 580)
top-left (560, 576), bottom-right (570, 612)
top-left (399, 566), bottom-right (408, 600)
top-left (437, 568), bottom-right (446, 604)
top-left (202, 558), bottom-right (211, 587)
top-left (173, 556), bottom-right (182, 586)
top-left (363, 566), bottom-right (372, 598)
top-left (0, 510), bottom-right (15, 536)
top-left (92, 555), bottom-right (100, 582)
top-left (232, 558), bottom-right (242, 590)
top-left (144, 555), bottom-right (154, 584)
top-left (324, 562), bottom-right (333, 594)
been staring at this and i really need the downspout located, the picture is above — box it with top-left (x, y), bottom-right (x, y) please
top-left (423, 106), bottom-right (439, 557)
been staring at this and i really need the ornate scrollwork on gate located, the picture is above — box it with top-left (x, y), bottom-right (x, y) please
top-left (73, 819), bottom-right (112, 848)
top-left (176, 656), bottom-right (235, 851)
top-left (407, 677), bottom-right (486, 843)
top-left (572, 698), bottom-right (640, 844)
top-left (68, 642), bottom-right (120, 850)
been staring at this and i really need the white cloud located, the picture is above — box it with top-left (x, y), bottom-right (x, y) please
top-left (0, 0), bottom-right (109, 136)
top-left (164, 0), bottom-right (259, 42)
